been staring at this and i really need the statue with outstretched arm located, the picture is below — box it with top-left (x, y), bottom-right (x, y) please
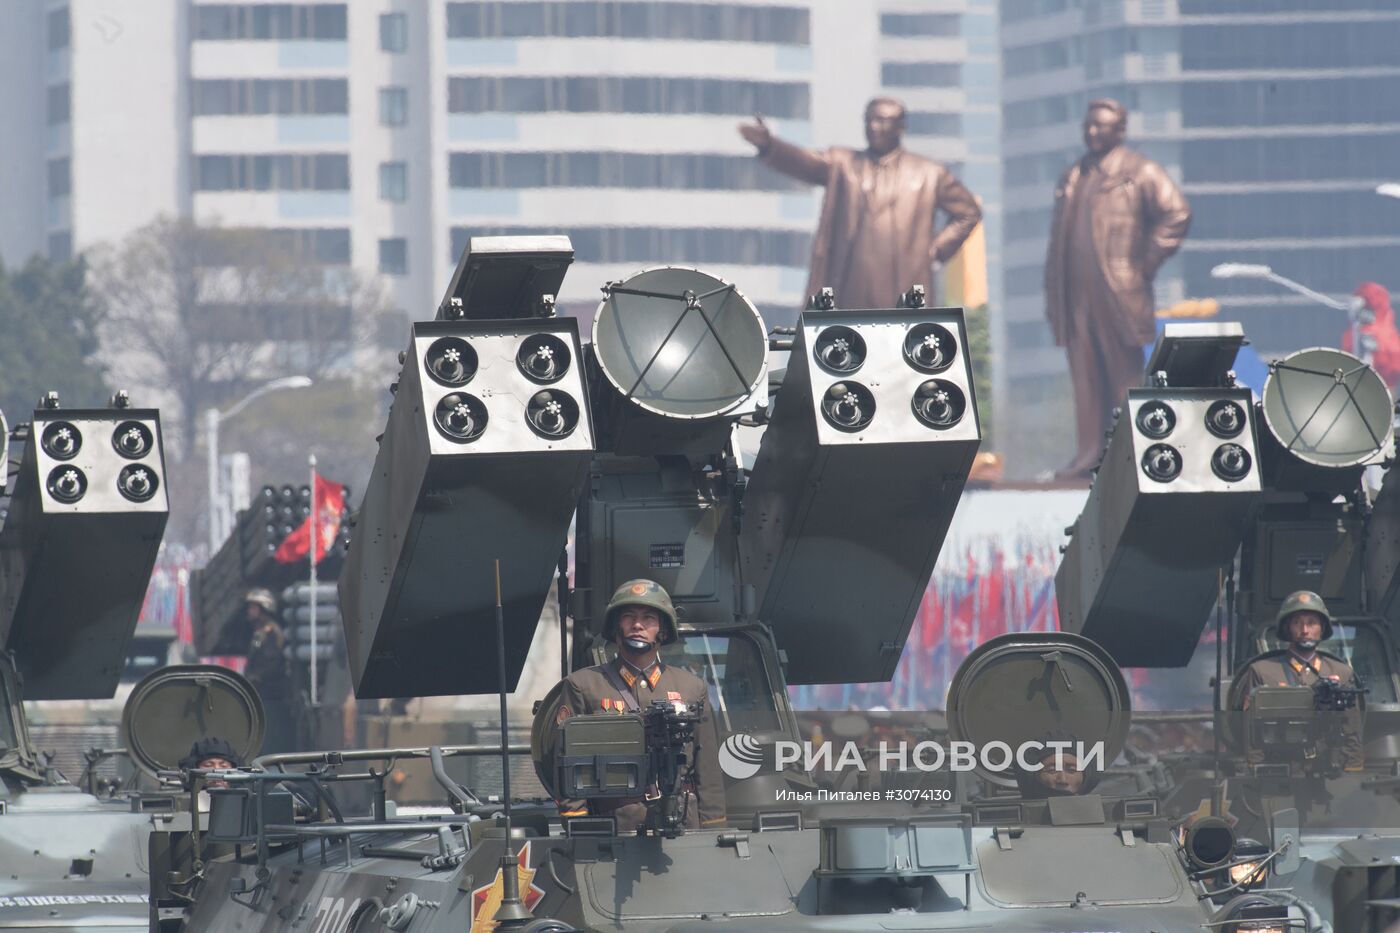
top-left (738, 98), bottom-right (981, 310)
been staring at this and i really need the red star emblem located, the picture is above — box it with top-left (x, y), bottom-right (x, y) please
top-left (469, 841), bottom-right (546, 933)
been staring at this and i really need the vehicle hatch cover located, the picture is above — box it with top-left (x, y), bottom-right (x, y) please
top-left (946, 633), bottom-right (1130, 787)
top-left (121, 664), bottom-right (264, 777)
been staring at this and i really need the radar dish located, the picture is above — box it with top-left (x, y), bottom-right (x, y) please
top-left (1261, 347), bottom-right (1394, 469)
top-left (592, 267), bottom-right (767, 420)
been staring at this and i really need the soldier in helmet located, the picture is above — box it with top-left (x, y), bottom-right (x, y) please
top-left (1237, 590), bottom-right (1363, 771)
top-left (552, 579), bottom-right (726, 832)
top-left (179, 736), bottom-right (243, 790)
top-left (243, 588), bottom-right (295, 754)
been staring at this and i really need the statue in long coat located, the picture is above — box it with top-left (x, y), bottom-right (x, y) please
top-left (1045, 99), bottom-right (1191, 480)
top-left (740, 98), bottom-right (981, 310)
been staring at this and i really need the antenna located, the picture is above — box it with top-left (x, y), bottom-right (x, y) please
top-left (493, 558), bottom-right (532, 925)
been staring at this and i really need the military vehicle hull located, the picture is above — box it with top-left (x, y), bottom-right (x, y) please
top-left (0, 788), bottom-right (153, 931)
top-left (182, 821), bottom-right (1218, 933)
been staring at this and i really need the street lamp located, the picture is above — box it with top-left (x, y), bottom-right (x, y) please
top-left (1377, 183), bottom-right (1400, 200)
top-left (1209, 262), bottom-right (1348, 311)
top-left (1210, 261), bottom-right (1370, 371)
top-left (205, 376), bottom-right (313, 553)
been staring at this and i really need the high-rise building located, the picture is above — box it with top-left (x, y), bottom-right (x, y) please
top-left (999, 0), bottom-right (1400, 476)
top-left (2, 0), bottom-right (984, 343)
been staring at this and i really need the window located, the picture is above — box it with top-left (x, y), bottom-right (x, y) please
top-left (999, 0), bottom-right (1070, 22)
top-left (1180, 0), bottom-right (1391, 11)
top-left (1191, 190), bottom-right (1397, 241)
top-left (379, 87), bottom-right (408, 126)
top-left (880, 12), bottom-right (959, 38)
top-left (196, 227), bottom-right (350, 266)
top-left (193, 4), bottom-right (348, 40)
top-left (445, 2), bottom-right (809, 44)
top-left (194, 154), bottom-right (350, 191)
top-left (1008, 319), bottom-right (1053, 350)
top-left (376, 309), bottom-right (412, 346)
top-left (277, 228), bottom-right (351, 264)
top-left (1004, 38), bottom-right (1071, 78)
top-left (662, 632), bottom-right (781, 734)
top-left (46, 84), bottom-right (70, 125)
top-left (1005, 152), bottom-right (1076, 187)
top-left (1184, 134), bottom-right (1400, 185)
top-left (379, 12), bottom-right (408, 51)
top-left (379, 238), bottom-right (408, 275)
top-left (904, 112), bottom-right (960, 137)
top-left (197, 156), bottom-right (234, 190)
top-left (881, 62), bottom-right (961, 88)
top-left (47, 7), bottom-right (70, 50)
top-left (1182, 22), bottom-right (1400, 72)
top-left (1182, 77), bottom-right (1400, 128)
top-left (446, 76), bottom-right (808, 118)
top-left (1005, 207), bottom-right (1055, 241)
top-left (379, 161), bottom-right (407, 201)
top-left (310, 5), bottom-right (346, 39)
top-left (191, 78), bottom-right (349, 116)
top-left (47, 159), bottom-right (71, 198)
top-left (1005, 264), bottom-right (1046, 298)
top-left (447, 151), bottom-right (803, 191)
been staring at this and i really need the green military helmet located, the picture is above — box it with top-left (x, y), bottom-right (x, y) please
top-left (603, 579), bottom-right (678, 645)
top-left (1275, 590), bottom-right (1333, 641)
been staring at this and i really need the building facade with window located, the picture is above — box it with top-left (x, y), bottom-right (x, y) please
top-left (999, 0), bottom-right (1400, 476)
top-left (1, 0), bottom-right (985, 338)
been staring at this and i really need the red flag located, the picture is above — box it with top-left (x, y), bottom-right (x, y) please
top-left (274, 473), bottom-right (345, 564)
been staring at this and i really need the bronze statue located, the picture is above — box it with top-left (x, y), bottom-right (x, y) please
top-left (1045, 99), bottom-right (1191, 481)
top-left (739, 97), bottom-right (981, 310)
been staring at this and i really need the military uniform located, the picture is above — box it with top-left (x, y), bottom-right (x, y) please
top-left (555, 657), bottom-right (726, 832)
top-left (1238, 590), bottom-right (1363, 771)
top-left (1237, 651), bottom-right (1363, 770)
top-left (243, 589), bottom-right (296, 754)
top-left (551, 579), bottom-right (726, 833)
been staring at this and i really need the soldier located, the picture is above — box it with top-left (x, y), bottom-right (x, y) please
top-left (1237, 590), bottom-right (1363, 771)
top-left (1014, 730), bottom-right (1101, 799)
top-left (178, 736), bottom-right (242, 790)
top-left (553, 579), bottom-right (726, 832)
top-left (243, 588), bottom-right (295, 754)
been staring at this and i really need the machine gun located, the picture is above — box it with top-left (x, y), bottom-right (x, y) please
top-left (1311, 677), bottom-right (1366, 712)
top-left (642, 699), bottom-right (703, 834)
top-left (556, 698), bottom-right (704, 837)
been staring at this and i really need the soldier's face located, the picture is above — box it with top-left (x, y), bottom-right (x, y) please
top-left (1083, 107), bottom-right (1126, 155)
top-left (1287, 613), bottom-right (1325, 645)
top-left (1037, 753), bottom-right (1085, 794)
top-left (198, 755), bottom-right (235, 789)
top-left (865, 101), bottom-right (905, 155)
top-left (617, 607), bottom-right (662, 647)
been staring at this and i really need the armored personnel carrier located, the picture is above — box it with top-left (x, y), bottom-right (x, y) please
top-left (152, 239), bottom-right (1278, 933)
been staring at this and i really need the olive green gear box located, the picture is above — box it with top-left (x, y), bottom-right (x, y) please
top-left (557, 713), bottom-right (648, 798)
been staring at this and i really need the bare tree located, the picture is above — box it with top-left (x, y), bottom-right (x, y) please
top-left (90, 216), bottom-right (395, 544)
